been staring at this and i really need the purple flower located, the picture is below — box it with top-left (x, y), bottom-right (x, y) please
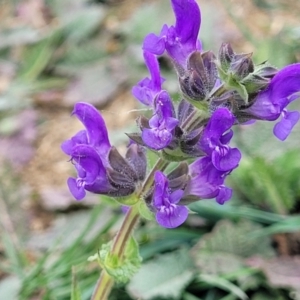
top-left (62, 103), bottom-right (147, 200)
top-left (67, 145), bottom-right (110, 200)
top-left (143, 0), bottom-right (201, 69)
top-left (242, 63), bottom-right (300, 140)
top-left (61, 102), bottom-right (111, 163)
top-left (184, 156), bottom-right (232, 205)
top-left (199, 108), bottom-right (241, 172)
top-left (61, 103), bottom-right (112, 200)
top-left (141, 91), bottom-right (179, 150)
top-left (132, 51), bottom-right (164, 106)
top-left (153, 171), bottom-right (188, 228)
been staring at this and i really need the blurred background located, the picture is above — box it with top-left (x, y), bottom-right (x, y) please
top-left (0, 0), bottom-right (300, 299)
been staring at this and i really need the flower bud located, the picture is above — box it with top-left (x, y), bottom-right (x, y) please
top-left (218, 43), bottom-right (234, 72)
top-left (179, 51), bottom-right (217, 103)
top-left (229, 52), bottom-right (254, 80)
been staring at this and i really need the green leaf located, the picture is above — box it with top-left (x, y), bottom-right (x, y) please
top-left (229, 155), bottom-right (296, 214)
top-left (198, 274), bottom-right (248, 300)
top-left (127, 249), bottom-right (195, 300)
top-left (250, 215), bottom-right (300, 238)
top-left (71, 267), bottom-right (82, 300)
top-left (138, 201), bottom-right (154, 221)
top-left (191, 252), bottom-right (244, 276)
top-left (194, 220), bottom-right (275, 258)
top-left (19, 37), bottom-right (55, 81)
top-left (189, 200), bottom-right (284, 225)
top-left (60, 7), bottom-right (106, 42)
top-left (98, 236), bottom-right (142, 283)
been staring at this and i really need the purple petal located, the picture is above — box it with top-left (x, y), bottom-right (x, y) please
top-left (142, 127), bottom-right (172, 150)
top-left (67, 177), bottom-right (86, 200)
top-left (273, 110), bottom-right (300, 141)
top-left (61, 130), bottom-right (87, 155)
top-left (144, 51), bottom-right (163, 91)
top-left (72, 102), bottom-right (111, 154)
top-left (212, 147), bottom-right (241, 171)
top-left (186, 157), bottom-right (225, 199)
top-left (132, 78), bottom-right (153, 106)
top-left (245, 63), bottom-right (300, 120)
top-left (169, 189), bottom-right (184, 204)
top-left (155, 91), bottom-right (175, 118)
top-left (220, 129), bottom-right (233, 144)
top-left (165, 0), bottom-right (201, 66)
top-left (143, 30), bottom-right (167, 55)
top-left (153, 171), bottom-right (168, 207)
top-left (172, 0), bottom-right (201, 46)
top-left (216, 186), bottom-right (232, 205)
top-left (156, 205), bottom-right (188, 228)
top-left (200, 108), bottom-right (235, 154)
top-left (132, 51), bottom-right (164, 106)
top-left (72, 145), bottom-right (106, 184)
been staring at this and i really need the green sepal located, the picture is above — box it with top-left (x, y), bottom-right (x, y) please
top-left (89, 236), bottom-right (142, 283)
top-left (139, 201), bottom-right (154, 220)
top-left (161, 147), bottom-right (192, 162)
top-left (114, 194), bottom-right (139, 206)
top-left (241, 73), bottom-right (269, 94)
top-left (216, 62), bottom-right (249, 103)
top-left (184, 96), bottom-right (209, 111)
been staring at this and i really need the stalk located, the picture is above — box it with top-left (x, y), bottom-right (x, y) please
top-left (91, 158), bottom-right (169, 300)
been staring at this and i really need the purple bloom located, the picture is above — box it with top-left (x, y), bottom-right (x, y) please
top-left (67, 145), bottom-right (110, 200)
top-left (184, 156), bottom-right (232, 205)
top-left (242, 63), bottom-right (300, 140)
top-left (153, 171), bottom-right (188, 228)
top-left (141, 91), bottom-right (179, 150)
top-left (199, 108), bottom-right (241, 172)
top-left (62, 103), bottom-right (147, 200)
top-left (61, 103), bottom-right (112, 200)
top-left (143, 0), bottom-right (201, 69)
top-left (132, 51), bottom-right (164, 106)
top-left (61, 102), bottom-right (111, 163)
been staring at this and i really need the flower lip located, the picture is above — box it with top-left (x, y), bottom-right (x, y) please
top-left (132, 51), bottom-right (164, 106)
top-left (153, 171), bottom-right (188, 228)
top-left (143, 0), bottom-right (201, 68)
top-left (72, 102), bottom-right (111, 155)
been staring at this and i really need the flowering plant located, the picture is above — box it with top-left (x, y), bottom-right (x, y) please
top-left (62, 0), bottom-right (300, 298)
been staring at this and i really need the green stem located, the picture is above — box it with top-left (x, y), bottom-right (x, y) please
top-left (91, 158), bottom-right (169, 300)
top-left (210, 83), bottom-right (227, 97)
top-left (139, 157), bottom-right (169, 196)
top-left (91, 271), bottom-right (114, 300)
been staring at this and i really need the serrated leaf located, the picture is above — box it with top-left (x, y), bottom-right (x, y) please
top-left (127, 249), bottom-right (195, 300)
top-left (195, 220), bottom-right (275, 258)
top-left (191, 252), bottom-right (244, 276)
top-left (98, 235), bottom-right (142, 283)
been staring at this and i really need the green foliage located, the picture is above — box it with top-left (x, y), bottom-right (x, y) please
top-left (127, 249), bottom-right (195, 300)
top-left (96, 235), bottom-right (142, 283)
top-left (197, 274), bottom-right (248, 300)
top-left (230, 151), bottom-right (300, 214)
top-left (196, 220), bottom-right (275, 258)
top-left (71, 268), bottom-right (83, 300)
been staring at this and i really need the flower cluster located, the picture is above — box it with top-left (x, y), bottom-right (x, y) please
top-left (62, 0), bottom-right (300, 228)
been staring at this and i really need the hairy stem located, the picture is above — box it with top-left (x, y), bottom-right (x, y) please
top-left (91, 157), bottom-right (169, 300)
